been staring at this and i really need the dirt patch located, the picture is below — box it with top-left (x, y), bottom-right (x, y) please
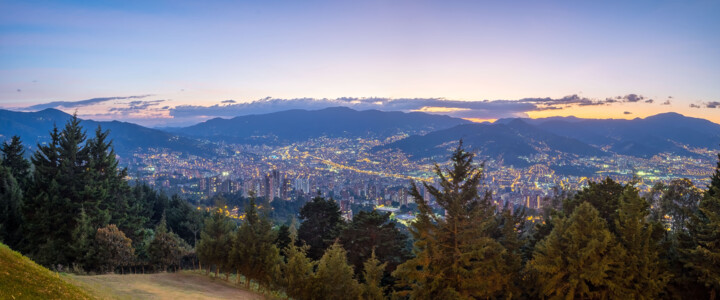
top-left (71, 272), bottom-right (266, 300)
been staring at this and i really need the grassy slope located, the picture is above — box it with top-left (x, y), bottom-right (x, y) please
top-left (72, 271), bottom-right (267, 300)
top-left (0, 243), bottom-right (94, 300)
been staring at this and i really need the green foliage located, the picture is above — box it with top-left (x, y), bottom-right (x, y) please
top-left (615, 186), bottom-right (670, 299)
top-left (339, 210), bottom-right (409, 276)
top-left (529, 202), bottom-right (626, 299)
top-left (231, 195), bottom-right (282, 289)
top-left (298, 195), bottom-right (345, 260)
top-left (0, 165), bottom-right (23, 249)
top-left (393, 142), bottom-right (513, 299)
top-left (682, 188), bottom-right (720, 299)
top-left (361, 250), bottom-right (387, 300)
top-left (148, 214), bottom-right (189, 271)
top-left (314, 241), bottom-right (361, 299)
top-left (95, 224), bottom-right (135, 273)
top-left (0, 242), bottom-right (93, 300)
top-left (196, 208), bottom-right (234, 277)
top-left (281, 239), bottom-right (316, 300)
top-left (564, 177), bottom-right (625, 233)
top-left (1, 135), bottom-right (31, 189)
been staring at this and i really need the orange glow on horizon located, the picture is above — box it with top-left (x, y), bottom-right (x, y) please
top-left (463, 118), bottom-right (497, 123)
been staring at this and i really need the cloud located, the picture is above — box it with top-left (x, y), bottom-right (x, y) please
top-left (108, 100), bottom-right (165, 112)
top-left (22, 95), bottom-right (154, 110)
top-left (221, 100), bottom-right (237, 104)
top-left (690, 103), bottom-right (701, 108)
top-left (661, 100), bottom-right (671, 105)
top-left (624, 111), bottom-right (632, 114)
top-left (620, 94), bottom-right (644, 102)
top-left (705, 101), bottom-right (720, 109)
top-left (168, 94), bottom-right (652, 121)
top-left (644, 99), bottom-right (654, 104)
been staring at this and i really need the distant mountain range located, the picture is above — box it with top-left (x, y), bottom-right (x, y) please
top-left (497, 112), bottom-right (720, 158)
top-left (2, 108), bottom-right (718, 168)
top-left (375, 119), bottom-right (607, 167)
top-left (0, 109), bottom-right (213, 157)
top-left (379, 112), bottom-right (720, 167)
top-left (167, 106), bottom-right (470, 144)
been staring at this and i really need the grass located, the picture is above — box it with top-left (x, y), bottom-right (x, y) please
top-left (71, 271), bottom-right (268, 299)
top-left (0, 242), bottom-right (94, 300)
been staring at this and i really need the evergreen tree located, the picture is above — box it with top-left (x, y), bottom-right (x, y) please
top-left (282, 239), bottom-right (316, 300)
top-left (0, 165), bottom-right (23, 249)
top-left (275, 224), bottom-right (292, 254)
top-left (682, 185), bottom-right (720, 299)
top-left (314, 241), bottom-right (361, 299)
top-left (196, 208), bottom-right (234, 277)
top-left (563, 177), bottom-right (625, 233)
top-left (148, 214), bottom-right (189, 272)
top-left (339, 210), bottom-right (409, 277)
top-left (362, 250), bottom-right (387, 300)
top-left (614, 186), bottom-right (670, 299)
top-left (661, 178), bottom-right (702, 232)
top-left (393, 142), bottom-right (512, 299)
top-left (1, 135), bottom-right (31, 189)
top-left (528, 202), bottom-right (626, 299)
top-left (86, 126), bottom-right (127, 229)
top-left (708, 148), bottom-right (720, 198)
top-left (69, 207), bottom-right (96, 271)
top-left (297, 195), bottom-right (345, 260)
top-left (231, 196), bottom-right (282, 289)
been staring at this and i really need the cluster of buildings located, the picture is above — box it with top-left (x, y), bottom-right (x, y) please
top-left (122, 136), bottom-right (716, 221)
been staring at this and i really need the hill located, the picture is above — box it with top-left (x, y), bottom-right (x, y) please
top-left (72, 272), bottom-right (265, 300)
top-left (376, 119), bottom-right (606, 167)
top-left (0, 109), bottom-right (214, 157)
top-left (498, 112), bottom-right (720, 157)
top-left (0, 242), bottom-right (94, 299)
top-left (169, 106), bottom-right (470, 144)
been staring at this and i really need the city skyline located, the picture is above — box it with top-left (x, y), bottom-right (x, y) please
top-left (1, 0), bottom-right (719, 126)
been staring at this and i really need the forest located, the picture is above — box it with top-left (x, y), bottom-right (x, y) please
top-left (1, 116), bottom-right (720, 299)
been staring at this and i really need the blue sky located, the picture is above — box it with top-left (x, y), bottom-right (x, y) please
top-left (1, 0), bottom-right (719, 126)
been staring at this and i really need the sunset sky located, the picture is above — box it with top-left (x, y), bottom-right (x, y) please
top-left (1, 0), bottom-right (719, 126)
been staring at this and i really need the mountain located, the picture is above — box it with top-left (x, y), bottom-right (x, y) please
top-left (376, 119), bottom-right (606, 167)
top-left (168, 107), bottom-right (471, 144)
top-left (0, 109), bottom-right (213, 157)
top-left (521, 112), bottom-right (720, 157)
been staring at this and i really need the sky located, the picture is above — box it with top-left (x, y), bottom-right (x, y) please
top-left (1, 0), bottom-right (719, 126)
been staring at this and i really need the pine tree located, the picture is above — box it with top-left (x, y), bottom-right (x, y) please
top-left (297, 195), bottom-right (345, 260)
top-left (682, 175), bottom-right (720, 299)
top-left (362, 250), bottom-right (387, 300)
top-left (148, 214), bottom-right (189, 272)
top-left (69, 207), bottom-right (96, 271)
top-left (529, 202), bottom-right (626, 299)
top-left (614, 186), bottom-right (670, 299)
top-left (231, 196), bottom-right (282, 289)
top-left (314, 241), bottom-right (361, 299)
top-left (1, 135), bottom-right (31, 189)
top-left (0, 165), bottom-right (23, 249)
top-left (339, 210), bottom-right (409, 277)
top-left (392, 142), bottom-right (512, 299)
top-left (86, 126), bottom-right (127, 230)
top-left (282, 239), bottom-right (316, 300)
top-left (564, 177), bottom-right (625, 233)
top-left (708, 148), bottom-right (720, 198)
top-left (196, 208), bottom-right (234, 277)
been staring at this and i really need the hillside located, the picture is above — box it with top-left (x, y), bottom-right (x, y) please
top-left (0, 243), bottom-right (94, 299)
top-left (376, 119), bottom-right (606, 167)
top-left (498, 112), bottom-right (720, 157)
top-left (0, 109), bottom-right (214, 157)
top-left (170, 106), bottom-right (470, 144)
top-left (72, 272), bottom-right (266, 300)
